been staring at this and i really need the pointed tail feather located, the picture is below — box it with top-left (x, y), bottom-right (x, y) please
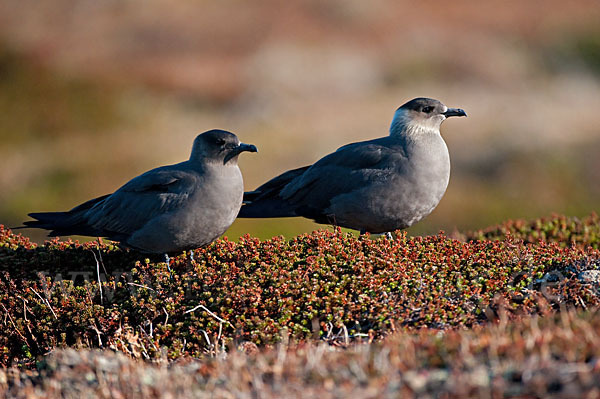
top-left (21, 211), bottom-right (95, 237)
top-left (18, 194), bottom-right (110, 236)
top-left (238, 165), bottom-right (310, 218)
top-left (238, 197), bottom-right (299, 218)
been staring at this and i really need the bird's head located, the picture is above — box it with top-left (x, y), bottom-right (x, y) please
top-left (390, 98), bottom-right (466, 137)
top-left (191, 130), bottom-right (258, 164)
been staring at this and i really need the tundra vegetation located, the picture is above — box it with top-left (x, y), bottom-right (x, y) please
top-left (1, 213), bottom-right (600, 397)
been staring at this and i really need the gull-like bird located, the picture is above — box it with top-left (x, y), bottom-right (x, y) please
top-left (21, 130), bottom-right (257, 254)
top-left (238, 98), bottom-right (465, 234)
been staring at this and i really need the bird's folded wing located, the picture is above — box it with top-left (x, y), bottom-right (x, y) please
top-left (85, 168), bottom-right (199, 235)
top-left (280, 141), bottom-right (405, 209)
top-left (244, 165), bottom-right (310, 203)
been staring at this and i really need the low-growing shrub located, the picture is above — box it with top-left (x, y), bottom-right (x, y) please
top-left (465, 213), bottom-right (600, 248)
top-left (0, 214), bottom-right (599, 366)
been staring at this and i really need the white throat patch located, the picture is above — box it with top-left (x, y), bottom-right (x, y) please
top-left (389, 108), bottom-right (443, 138)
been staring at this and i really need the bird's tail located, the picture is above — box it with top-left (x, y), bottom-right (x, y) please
top-left (18, 194), bottom-right (110, 236)
top-left (21, 211), bottom-right (80, 236)
top-left (238, 166), bottom-right (309, 218)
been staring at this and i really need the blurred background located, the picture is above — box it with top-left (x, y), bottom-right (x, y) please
top-left (1, 0), bottom-right (600, 243)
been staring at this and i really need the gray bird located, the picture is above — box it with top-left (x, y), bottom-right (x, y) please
top-left (22, 130), bottom-right (257, 254)
top-left (238, 98), bottom-right (466, 234)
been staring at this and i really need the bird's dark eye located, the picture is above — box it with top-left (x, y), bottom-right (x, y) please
top-left (422, 106), bottom-right (434, 113)
top-left (215, 138), bottom-right (226, 145)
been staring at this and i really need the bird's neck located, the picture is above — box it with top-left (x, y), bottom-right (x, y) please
top-left (389, 120), bottom-right (440, 141)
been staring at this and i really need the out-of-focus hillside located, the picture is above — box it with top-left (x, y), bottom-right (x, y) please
top-left (1, 0), bottom-right (600, 241)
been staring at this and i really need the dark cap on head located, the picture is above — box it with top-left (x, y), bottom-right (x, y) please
top-left (398, 98), bottom-right (466, 118)
top-left (191, 129), bottom-right (257, 163)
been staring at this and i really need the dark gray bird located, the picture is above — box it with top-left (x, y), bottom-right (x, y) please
top-left (238, 98), bottom-right (466, 234)
top-left (22, 130), bottom-right (257, 254)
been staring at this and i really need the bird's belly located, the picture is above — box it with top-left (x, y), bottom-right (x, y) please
top-left (173, 192), bottom-right (242, 249)
top-left (329, 175), bottom-right (448, 233)
top-left (128, 179), bottom-right (243, 253)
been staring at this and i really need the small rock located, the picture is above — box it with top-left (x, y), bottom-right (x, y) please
top-left (578, 270), bottom-right (600, 284)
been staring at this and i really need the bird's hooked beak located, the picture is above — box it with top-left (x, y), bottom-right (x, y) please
top-left (442, 108), bottom-right (467, 118)
top-left (224, 142), bottom-right (258, 164)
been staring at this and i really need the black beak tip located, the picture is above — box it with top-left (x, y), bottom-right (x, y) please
top-left (244, 144), bottom-right (258, 153)
top-left (224, 143), bottom-right (258, 164)
top-left (443, 108), bottom-right (467, 118)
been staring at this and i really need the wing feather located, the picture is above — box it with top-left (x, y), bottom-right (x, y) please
top-left (280, 138), bottom-right (407, 214)
top-left (85, 167), bottom-right (199, 237)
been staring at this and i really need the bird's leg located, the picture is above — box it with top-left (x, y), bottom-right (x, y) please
top-left (326, 214), bottom-right (343, 233)
top-left (189, 250), bottom-right (195, 262)
top-left (359, 229), bottom-right (367, 235)
top-left (164, 253), bottom-right (171, 272)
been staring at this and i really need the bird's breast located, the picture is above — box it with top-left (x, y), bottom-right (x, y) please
top-left (339, 135), bottom-right (450, 232)
top-left (191, 165), bottom-right (244, 218)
